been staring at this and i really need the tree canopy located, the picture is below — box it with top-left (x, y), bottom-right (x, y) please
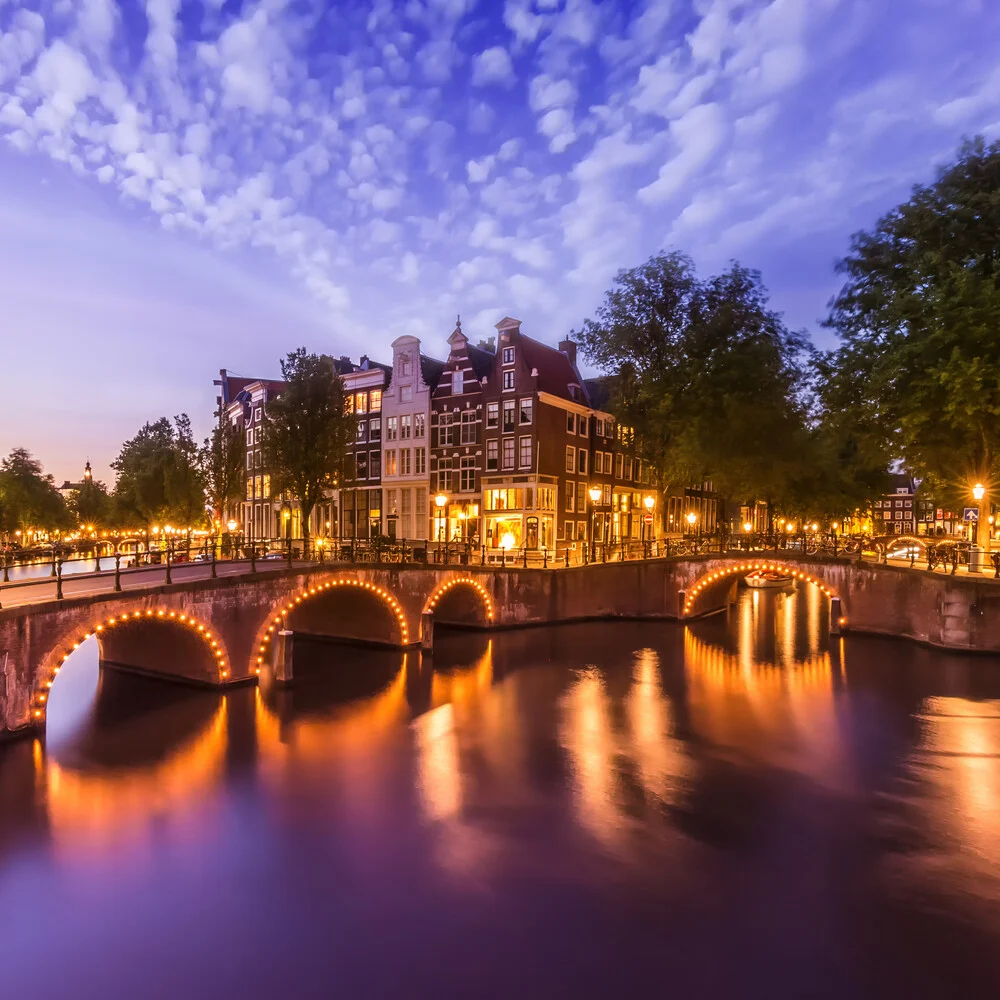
top-left (576, 252), bottom-right (812, 505)
top-left (200, 419), bottom-right (246, 527)
top-left (0, 448), bottom-right (72, 537)
top-left (111, 415), bottom-right (206, 528)
top-left (259, 348), bottom-right (353, 542)
top-left (823, 136), bottom-right (1000, 498)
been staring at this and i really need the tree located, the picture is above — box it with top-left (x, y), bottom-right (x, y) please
top-left (200, 419), bottom-right (246, 529)
top-left (576, 252), bottom-right (812, 516)
top-left (823, 136), bottom-right (1000, 543)
top-left (0, 448), bottom-right (72, 539)
top-left (68, 476), bottom-right (112, 529)
top-left (259, 348), bottom-right (353, 548)
top-left (112, 415), bottom-right (206, 528)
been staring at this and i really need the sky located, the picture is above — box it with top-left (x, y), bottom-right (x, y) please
top-left (1, 0), bottom-right (999, 485)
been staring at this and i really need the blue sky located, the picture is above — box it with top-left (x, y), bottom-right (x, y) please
top-left (1, 0), bottom-right (999, 483)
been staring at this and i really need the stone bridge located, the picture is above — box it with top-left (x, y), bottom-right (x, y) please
top-left (3, 553), bottom-right (1000, 742)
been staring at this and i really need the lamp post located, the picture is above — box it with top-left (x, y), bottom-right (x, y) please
top-left (642, 494), bottom-right (655, 556)
top-left (971, 481), bottom-right (989, 570)
top-left (686, 511), bottom-right (697, 537)
top-left (435, 492), bottom-right (447, 561)
top-left (588, 485), bottom-right (602, 562)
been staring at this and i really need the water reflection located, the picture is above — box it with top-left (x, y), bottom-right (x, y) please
top-left (2, 596), bottom-right (1000, 996)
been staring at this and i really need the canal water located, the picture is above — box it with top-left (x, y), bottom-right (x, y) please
top-left (2, 584), bottom-right (1000, 998)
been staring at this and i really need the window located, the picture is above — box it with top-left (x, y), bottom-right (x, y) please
top-left (344, 395), bottom-right (354, 415)
top-left (578, 414), bottom-right (587, 435)
top-left (246, 428), bottom-right (254, 447)
top-left (519, 436), bottom-right (532, 469)
top-left (437, 413), bottom-right (453, 447)
top-left (397, 385), bottom-right (411, 403)
top-left (254, 451), bottom-right (262, 468)
top-left (520, 398), bottom-right (533, 424)
top-left (356, 392), bottom-right (368, 414)
top-left (895, 500), bottom-right (903, 508)
top-left (416, 490), bottom-right (426, 516)
top-left (386, 416), bottom-right (398, 441)
top-left (385, 450), bottom-right (397, 476)
top-left (615, 453), bottom-right (623, 478)
top-left (436, 458), bottom-right (453, 493)
top-left (577, 482), bottom-right (586, 512)
top-left (624, 458), bottom-right (632, 480)
top-left (566, 445), bottom-right (576, 472)
top-left (486, 439), bottom-right (498, 470)
top-left (369, 417), bottom-right (381, 442)
top-left (246, 453), bottom-right (253, 471)
top-left (415, 448), bottom-right (426, 475)
top-left (537, 487), bottom-right (555, 511)
top-left (356, 420), bottom-right (367, 442)
top-left (369, 389), bottom-right (381, 412)
top-left (387, 489), bottom-right (397, 515)
top-left (400, 449), bottom-right (411, 475)
top-left (502, 346), bottom-right (515, 365)
top-left (502, 399), bottom-right (515, 433)
top-left (400, 414), bottom-right (411, 439)
top-left (452, 369), bottom-right (464, 395)
top-left (461, 410), bottom-right (477, 445)
top-left (578, 450), bottom-right (588, 475)
top-left (567, 412), bottom-right (575, 434)
top-left (566, 482), bottom-right (575, 512)
top-left (602, 484), bottom-right (611, 505)
top-left (564, 521), bottom-right (575, 541)
top-left (578, 520), bottom-right (588, 541)
top-left (356, 452), bottom-right (369, 478)
top-left (414, 413), bottom-right (425, 437)
top-left (263, 474), bottom-right (270, 499)
top-left (254, 407), bottom-right (262, 422)
top-left (486, 402), bottom-right (499, 428)
top-left (369, 450), bottom-right (380, 478)
top-left (503, 370), bottom-right (515, 391)
top-left (502, 438), bottom-right (515, 470)
top-left (460, 456), bottom-right (475, 492)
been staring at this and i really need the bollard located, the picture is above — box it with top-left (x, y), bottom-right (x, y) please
top-left (114, 554), bottom-right (122, 592)
top-left (543, 548), bottom-right (548, 569)
top-left (211, 541), bottom-right (217, 578)
top-left (565, 549), bottom-right (569, 568)
top-left (523, 547), bottom-right (528, 568)
top-left (3, 552), bottom-right (9, 583)
top-left (50, 550), bottom-right (57, 577)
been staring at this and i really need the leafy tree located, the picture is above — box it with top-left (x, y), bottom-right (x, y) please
top-left (823, 136), bottom-right (1000, 539)
top-left (259, 349), bottom-right (353, 547)
top-left (69, 476), bottom-right (112, 529)
top-left (200, 419), bottom-right (246, 528)
top-left (112, 415), bottom-right (206, 528)
top-left (576, 252), bottom-right (812, 516)
top-left (0, 448), bottom-right (72, 538)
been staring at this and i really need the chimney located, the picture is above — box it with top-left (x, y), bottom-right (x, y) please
top-left (339, 355), bottom-right (351, 366)
top-left (558, 338), bottom-right (577, 365)
top-left (360, 354), bottom-right (369, 369)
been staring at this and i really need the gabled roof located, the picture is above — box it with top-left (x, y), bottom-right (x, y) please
top-left (517, 333), bottom-right (589, 404)
top-left (467, 342), bottom-right (495, 380)
top-left (420, 354), bottom-right (446, 390)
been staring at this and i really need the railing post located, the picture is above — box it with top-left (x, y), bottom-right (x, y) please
top-left (250, 541), bottom-right (257, 574)
top-left (286, 537), bottom-right (292, 567)
top-left (114, 554), bottom-right (122, 592)
top-left (56, 557), bottom-right (63, 600)
top-left (523, 547), bottom-right (528, 568)
top-left (211, 540), bottom-right (218, 578)
top-left (501, 548), bottom-right (506, 568)
top-left (50, 549), bottom-right (57, 577)
top-left (165, 546), bottom-right (172, 585)
top-left (565, 548), bottom-right (569, 568)
top-left (2, 551), bottom-right (9, 583)
top-left (543, 548), bottom-right (548, 569)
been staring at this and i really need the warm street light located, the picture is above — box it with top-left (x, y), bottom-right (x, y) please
top-left (811, 522), bottom-right (819, 531)
top-left (500, 531), bottom-right (516, 550)
top-left (643, 495), bottom-right (655, 511)
top-left (227, 519), bottom-right (237, 532)
top-left (588, 485), bottom-right (603, 561)
top-left (743, 521), bottom-right (752, 532)
top-left (686, 512), bottom-right (696, 525)
top-left (786, 522), bottom-right (795, 532)
top-left (588, 486), bottom-right (602, 504)
top-left (973, 483), bottom-right (986, 501)
top-left (435, 493), bottom-right (448, 508)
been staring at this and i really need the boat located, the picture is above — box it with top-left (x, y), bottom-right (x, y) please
top-left (744, 570), bottom-right (795, 589)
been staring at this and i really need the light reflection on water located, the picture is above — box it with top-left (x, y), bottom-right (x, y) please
top-left (1, 582), bottom-right (1000, 996)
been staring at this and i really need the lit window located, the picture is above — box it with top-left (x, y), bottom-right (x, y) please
top-left (356, 392), bottom-right (368, 414)
top-left (369, 389), bottom-right (382, 412)
top-left (386, 450), bottom-right (397, 476)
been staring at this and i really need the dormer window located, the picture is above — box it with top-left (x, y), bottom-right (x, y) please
top-left (502, 347), bottom-right (515, 365)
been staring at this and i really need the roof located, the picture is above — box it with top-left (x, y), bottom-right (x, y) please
top-left (584, 376), bottom-right (614, 411)
top-left (420, 354), bottom-right (446, 389)
top-left (466, 342), bottom-right (495, 380)
top-left (888, 472), bottom-right (914, 492)
top-left (517, 333), bottom-right (588, 403)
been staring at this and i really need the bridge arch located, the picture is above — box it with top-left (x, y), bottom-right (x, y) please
top-left (422, 577), bottom-right (495, 624)
top-left (682, 559), bottom-right (838, 619)
top-left (254, 577), bottom-right (412, 673)
top-left (32, 608), bottom-right (231, 725)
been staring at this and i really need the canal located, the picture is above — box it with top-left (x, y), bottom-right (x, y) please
top-left (1, 584), bottom-right (999, 997)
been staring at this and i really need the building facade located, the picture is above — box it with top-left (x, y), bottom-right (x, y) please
top-left (429, 319), bottom-right (495, 544)
top-left (340, 357), bottom-right (390, 540)
top-left (380, 336), bottom-right (444, 541)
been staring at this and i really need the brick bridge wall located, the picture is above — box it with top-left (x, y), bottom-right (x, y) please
top-left (3, 554), bottom-right (1000, 742)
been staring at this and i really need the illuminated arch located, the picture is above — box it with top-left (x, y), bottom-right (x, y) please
top-left (32, 609), bottom-right (231, 724)
top-left (682, 560), bottom-right (837, 618)
top-left (254, 578), bottom-right (411, 672)
top-left (422, 577), bottom-right (495, 622)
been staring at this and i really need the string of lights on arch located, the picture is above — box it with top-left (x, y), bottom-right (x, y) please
top-left (33, 609), bottom-right (229, 721)
top-left (255, 579), bottom-right (411, 670)
top-left (683, 561), bottom-right (836, 617)
top-left (423, 577), bottom-right (495, 621)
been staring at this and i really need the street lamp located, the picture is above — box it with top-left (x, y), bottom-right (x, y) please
top-left (743, 521), bottom-right (753, 533)
top-left (435, 493), bottom-right (448, 558)
top-left (589, 485), bottom-right (602, 562)
top-left (686, 511), bottom-right (697, 537)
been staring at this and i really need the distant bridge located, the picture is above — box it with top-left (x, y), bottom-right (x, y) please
top-left (3, 552), bottom-right (1000, 743)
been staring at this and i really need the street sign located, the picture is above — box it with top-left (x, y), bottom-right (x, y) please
top-left (643, 512), bottom-right (654, 524)
top-left (964, 508), bottom-right (979, 521)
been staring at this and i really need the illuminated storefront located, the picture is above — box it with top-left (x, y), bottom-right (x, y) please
top-left (483, 482), bottom-right (556, 551)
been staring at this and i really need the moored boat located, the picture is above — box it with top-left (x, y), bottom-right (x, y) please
top-left (744, 570), bottom-right (795, 589)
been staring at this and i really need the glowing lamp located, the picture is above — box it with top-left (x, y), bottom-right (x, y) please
top-left (227, 519), bottom-right (237, 532)
top-left (500, 532), bottom-right (516, 550)
top-left (588, 485), bottom-right (602, 504)
top-left (743, 522), bottom-right (752, 532)
top-left (686, 512), bottom-right (697, 525)
top-left (643, 495), bottom-right (655, 510)
top-left (435, 493), bottom-right (448, 509)
top-left (973, 483), bottom-right (986, 501)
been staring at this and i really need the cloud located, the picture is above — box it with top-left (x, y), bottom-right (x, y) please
top-left (638, 102), bottom-right (727, 204)
top-left (472, 46), bottom-right (516, 88)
